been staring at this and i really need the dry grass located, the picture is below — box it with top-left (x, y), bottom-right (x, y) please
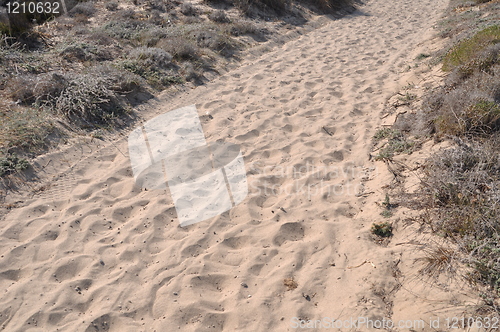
top-left (417, 244), bottom-right (457, 278)
top-left (0, 106), bottom-right (55, 153)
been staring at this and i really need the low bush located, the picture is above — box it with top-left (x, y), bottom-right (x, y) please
top-left (194, 30), bottom-right (236, 55)
top-left (420, 139), bottom-right (500, 292)
top-left (105, 1), bottom-right (119, 11)
top-left (180, 2), bottom-right (198, 16)
top-left (119, 59), bottom-right (182, 88)
top-left (145, 0), bottom-right (179, 12)
top-left (128, 47), bottom-right (173, 68)
top-left (374, 134), bottom-right (416, 161)
top-left (157, 37), bottom-right (199, 60)
top-left (102, 20), bottom-right (151, 40)
top-left (209, 10), bottom-right (231, 23)
top-left (0, 106), bottom-right (54, 152)
top-left (0, 154), bottom-right (29, 177)
top-left (69, 2), bottom-right (97, 18)
top-left (443, 25), bottom-right (500, 71)
top-left (371, 222), bottom-right (393, 237)
top-left (7, 71), bottom-right (129, 127)
top-left (52, 73), bottom-right (127, 126)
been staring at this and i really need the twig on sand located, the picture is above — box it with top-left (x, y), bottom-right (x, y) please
top-left (322, 126), bottom-right (333, 136)
top-left (355, 191), bottom-right (374, 197)
top-left (347, 260), bottom-right (376, 269)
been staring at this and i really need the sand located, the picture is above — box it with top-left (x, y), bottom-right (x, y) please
top-left (0, 0), bottom-right (482, 331)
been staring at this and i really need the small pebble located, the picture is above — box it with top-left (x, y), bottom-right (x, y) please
top-left (241, 283), bottom-right (248, 288)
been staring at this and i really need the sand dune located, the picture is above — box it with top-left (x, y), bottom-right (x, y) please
top-left (0, 0), bottom-right (476, 331)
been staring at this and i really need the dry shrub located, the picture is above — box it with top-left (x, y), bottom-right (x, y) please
top-left (137, 27), bottom-right (169, 47)
top-left (52, 73), bottom-right (125, 126)
top-left (253, 0), bottom-right (289, 13)
top-left (8, 70), bottom-right (131, 127)
top-left (69, 2), bottom-right (97, 18)
top-left (102, 20), bottom-right (150, 40)
top-left (120, 47), bottom-right (180, 88)
top-left (180, 2), bottom-right (199, 16)
top-left (420, 138), bottom-right (500, 291)
top-left (145, 0), bottom-right (179, 12)
top-left (309, 0), bottom-right (352, 13)
top-left (208, 10), bottom-right (231, 23)
top-left (105, 1), bottom-right (119, 11)
top-left (424, 65), bottom-right (500, 138)
top-left (227, 19), bottom-right (263, 37)
top-left (9, 73), bottom-right (66, 105)
top-left (157, 37), bottom-right (199, 60)
top-left (128, 47), bottom-right (173, 68)
top-left (94, 64), bottom-right (147, 94)
top-left (227, 0), bottom-right (352, 14)
top-left (194, 30), bottom-right (236, 55)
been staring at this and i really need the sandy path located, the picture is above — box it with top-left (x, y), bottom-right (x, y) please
top-left (0, 0), bottom-right (451, 331)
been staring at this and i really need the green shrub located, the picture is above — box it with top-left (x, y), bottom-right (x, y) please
top-left (375, 135), bottom-right (416, 161)
top-left (371, 222), bottom-right (393, 237)
top-left (373, 128), bottom-right (402, 141)
top-left (0, 154), bottom-right (29, 177)
top-left (454, 44), bottom-right (500, 79)
top-left (119, 47), bottom-right (178, 88)
top-left (443, 25), bottom-right (500, 71)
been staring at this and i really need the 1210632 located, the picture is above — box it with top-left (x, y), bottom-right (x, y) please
top-left (6, 1), bottom-right (60, 14)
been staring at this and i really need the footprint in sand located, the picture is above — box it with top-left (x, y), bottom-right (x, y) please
top-left (273, 222), bottom-right (305, 246)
